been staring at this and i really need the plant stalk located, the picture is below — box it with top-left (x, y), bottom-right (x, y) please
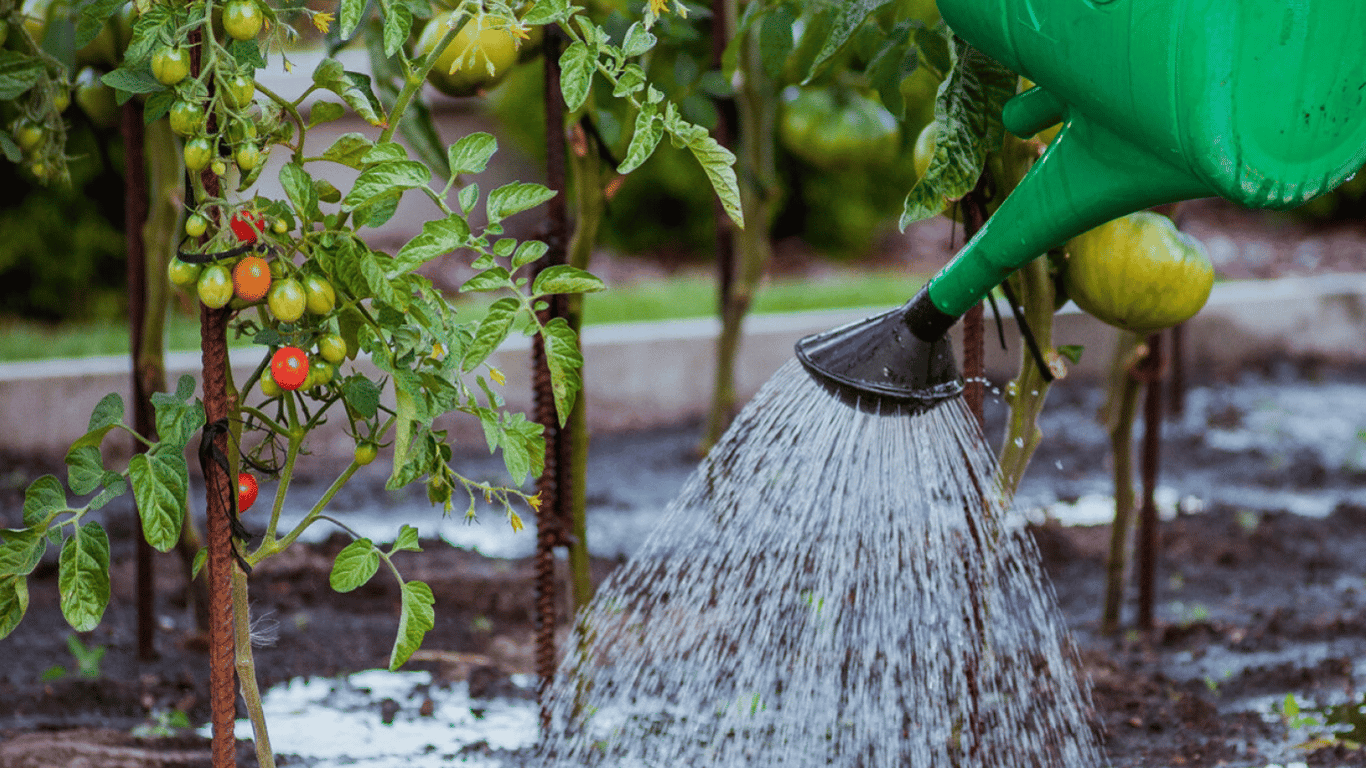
top-left (233, 566), bottom-right (274, 768)
top-left (1100, 332), bottom-right (1145, 635)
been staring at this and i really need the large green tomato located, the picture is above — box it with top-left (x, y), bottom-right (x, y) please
top-left (221, 73), bottom-right (255, 110)
top-left (416, 12), bottom-right (519, 97)
top-left (268, 278), bottom-right (307, 323)
top-left (779, 87), bottom-right (900, 169)
top-left (222, 0), bottom-right (263, 41)
top-left (151, 46), bottom-right (191, 86)
top-left (197, 264), bottom-right (234, 309)
top-left (1063, 212), bottom-right (1214, 334)
top-left (169, 100), bottom-right (206, 137)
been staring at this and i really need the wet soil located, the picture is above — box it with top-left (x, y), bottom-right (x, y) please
top-left (4, 369), bottom-right (1366, 767)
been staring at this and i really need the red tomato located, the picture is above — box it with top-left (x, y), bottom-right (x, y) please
top-left (270, 346), bottom-right (309, 390)
top-left (237, 472), bottom-right (259, 511)
top-left (230, 210), bottom-right (265, 243)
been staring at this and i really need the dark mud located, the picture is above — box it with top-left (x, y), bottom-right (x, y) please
top-left (4, 368), bottom-right (1366, 767)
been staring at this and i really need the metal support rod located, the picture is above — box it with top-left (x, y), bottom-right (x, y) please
top-left (1168, 322), bottom-right (1186, 418)
top-left (187, 29), bottom-right (237, 768)
top-left (533, 23), bottom-right (571, 735)
top-left (121, 99), bottom-right (157, 663)
top-left (1136, 331), bottom-right (1164, 632)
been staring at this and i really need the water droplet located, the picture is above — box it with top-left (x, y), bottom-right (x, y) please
top-left (1014, 436), bottom-right (1025, 448)
top-left (1055, 460), bottom-right (1064, 470)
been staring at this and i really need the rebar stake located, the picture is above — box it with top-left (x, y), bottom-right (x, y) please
top-left (1136, 331), bottom-right (1165, 632)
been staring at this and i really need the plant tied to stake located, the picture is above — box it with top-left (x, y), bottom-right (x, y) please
top-left (0, 0), bottom-right (742, 761)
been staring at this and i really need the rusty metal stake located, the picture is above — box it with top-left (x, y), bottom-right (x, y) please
top-left (532, 23), bottom-right (572, 735)
top-left (121, 99), bottom-right (159, 663)
top-left (1136, 331), bottom-right (1165, 632)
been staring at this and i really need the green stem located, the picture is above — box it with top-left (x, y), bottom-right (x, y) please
top-left (379, 15), bottom-right (469, 145)
top-left (994, 256), bottom-right (1056, 498)
top-left (232, 566), bottom-right (275, 768)
top-left (1101, 332), bottom-right (1144, 635)
top-left (254, 461), bottom-right (362, 564)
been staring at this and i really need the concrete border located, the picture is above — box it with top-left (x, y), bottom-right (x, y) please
top-left (2, 273), bottom-right (1363, 463)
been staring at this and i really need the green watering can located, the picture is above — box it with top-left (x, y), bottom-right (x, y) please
top-left (797, 0), bottom-right (1366, 412)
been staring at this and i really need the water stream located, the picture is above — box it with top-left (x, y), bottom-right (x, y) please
top-left (533, 360), bottom-right (1108, 766)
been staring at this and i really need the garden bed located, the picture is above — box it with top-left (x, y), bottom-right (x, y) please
top-left (3, 367), bottom-right (1366, 767)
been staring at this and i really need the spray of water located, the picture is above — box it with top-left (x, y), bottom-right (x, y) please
top-left (536, 359), bottom-right (1108, 767)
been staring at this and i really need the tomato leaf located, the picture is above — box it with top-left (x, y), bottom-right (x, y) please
top-left (486, 182), bottom-right (555, 224)
top-left (463, 297), bottom-right (519, 372)
top-left (0, 527), bottom-right (47, 578)
top-left (0, 52), bottom-right (47, 101)
top-left (75, 0), bottom-right (128, 49)
top-left (457, 182), bottom-right (479, 215)
top-left (392, 215), bottom-right (471, 276)
top-left (150, 377), bottom-right (205, 452)
top-left (65, 446), bottom-right (104, 497)
top-left (58, 522), bottom-right (110, 633)
top-left (808, 0), bottom-right (896, 78)
top-left (23, 475), bottom-right (65, 527)
top-left (618, 101), bottom-right (662, 175)
top-left (391, 524), bottom-right (421, 553)
top-left (1057, 345), bottom-right (1085, 364)
top-left (460, 266), bottom-right (511, 294)
top-left (308, 101), bottom-right (346, 128)
top-left (621, 22), bottom-right (656, 57)
top-left (227, 39), bottom-right (267, 70)
top-left (541, 317), bottom-right (584, 427)
top-left (559, 41), bottom-right (594, 112)
top-left (363, 142), bottom-right (408, 164)
top-left (497, 412), bottom-right (543, 485)
top-left (100, 66), bottom-right (162, 104)
top-left (382, 3), bottom-right (414, 58)
top-left (389, 580), bottom-right (435, 670)
top-left (338, 0), bottom-right (365, 39)
top-left (0, 574), bottom-right (28, 639)
top-left (667, 119), bottom-right (744, 228)
top-left (87, 471), bottom-right (127, 511)
top-left (313, 60), bottom-right (386, 126)
top-left (447, 132), bottom-right (497, 177)
top-left (330, 539), bottom-right (381, 592)
top-left (0, 132), bottom-right (20, 163)
top-left (344, 160), bottom-right (431, 209)
top-left (522, 0), bottom-right (571, 25)
top-left (128, 453), bottom-right (187, 554)
top-left (322, 132), bottom-right (375, 169)
top-left (532, 265), bottom-right (605, 296)
top-left (512, 240), bottom-right (548, 270)
top-left (758, 7), bottom-right (795, 80)
top-left (342, 376), bottom-right (381, 419)
top-left (280, 163), bottom-right (321, 221)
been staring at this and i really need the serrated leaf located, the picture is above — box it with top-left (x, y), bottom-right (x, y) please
top-left (486, 182), bottom-right (556, 223)
top-left (559, 41), bottom-right (593, 112)
top-left (461, 267), bottom-right (511, 294)
top-left (308, 101), bottom-right (346, 128)
top-left (280, 163), bottom-right (321, 220)
top-left (128, 453), bottom-right (187, 553)
top-left (673, 124), bottom-right (744, 228)
top-left (58, 522), bottom-right (110, 633)
top-left (447, 132), bottom-right (496, 177)
top-left (0, 52), bottom-right (47, 100)
top-left (621, 21), bottom-right (656, 57)
top-left (512, 240), bottom-right (548, 269)
top-left (342, 377), bottom-right (381, 419)
top-left (358, 250), bottom-right (401, 307)
top-left (330, 539), bottom-right (380, 592)
top-left (344, 161), bottom-right (430, 209)
top-left (314, 60), bottom-right (386, 126)
top-left (383, 3), bottom-right (414, 57)
top-left (143, 90), bottom-right (174, 125)
top-left (363, 142), bottom-right (408, 164)
top-left (100, 66), bottom-right (162, 103)
top-left (532, 265), bottom-right (605, 296)
top-left (322, 132), bottom-right (375, 169)
top-left (338, 0), bottom-right (365, 38)
top-left (228, 39), bottom-right (267, 70)
top-left (618, 102), bottom-right (663, 175)
top-left (463, 297), bottom-right (519, 372)
top-left (522, 0), bottom-right (570, 25)
top-left (457, 183), bottom-right (479, 214)
top-left (65, 445), bottom-right (104, 496)
top-left (541, 317), bottom-right (583, 427)
top-left (808, 0), bottom-right (896, 76)
top-left (88, 472), bottom-right (127, 511)
top-left (0, 527), bottom-right (47, 578)
top-left (23, 475), bottom-right (66, 527)
top-left (0, 574), bottom-right (28, 638)
top-left (392, 524), bottom-right (421, 553)
top-left (391, 215), bottom-right (470, 275)
top-left (389, 580), bottom-right (435, 670)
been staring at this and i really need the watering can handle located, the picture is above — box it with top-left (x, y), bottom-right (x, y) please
top-left (907, 114), bottom-right (1211, 341)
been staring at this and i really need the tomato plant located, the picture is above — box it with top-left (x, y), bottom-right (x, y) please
top-left (232, 255), bottom-right (271, 302)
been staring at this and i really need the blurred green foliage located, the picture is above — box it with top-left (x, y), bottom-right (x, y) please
top-left (0, 119), bottom-right (126, 322)
top-left (1291, 170), bottom-right (1366, 221)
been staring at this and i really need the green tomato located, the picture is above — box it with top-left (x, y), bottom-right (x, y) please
top-left (221, 73), bottom-right (255, 110)
top-left (416, 11), bottom-right (520, 97)
top-left (272, 218), bottom-right (288, 235)
top-left (222, 0), bottom-right (264, 41)
top-left (317, 333), bottom-right (348, 364)
top-left (52, 86), bottom-right (69, 113)
top-left (353, 442), bottom-right (378, 466)
top-left (211, 159), bottom-right (227, 176)
top-left (151, 46), bottom-right (191, 86)
top-left (74, 68), bottom-right (118, 128)
top-left (303, 275), bottom-right (336, 315)
top-left (1063, 212), bottom-right (1215, 334)
top-left (259, 367), bottom-right (282, 398)
top-left (169, 100), bottom-right (206, 137)
top-left (185, 213), bottom-right (209, 238)
top-left (197, 264), bottom-right (234, 309)
top-left (308, 358), bottom-right (334, 388)
top-left (267, 277), bottom-right (307, 323)
top-left (183, 137), bottom-right (214, 172)
top-left (13, 120), bottom-right (44, 152)
top-left (779, 87), bottom-right (900, 169)
top-left (167, 257), bottom-right (202, 287)
top-left (235, 142), bottom-right (261, 172)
